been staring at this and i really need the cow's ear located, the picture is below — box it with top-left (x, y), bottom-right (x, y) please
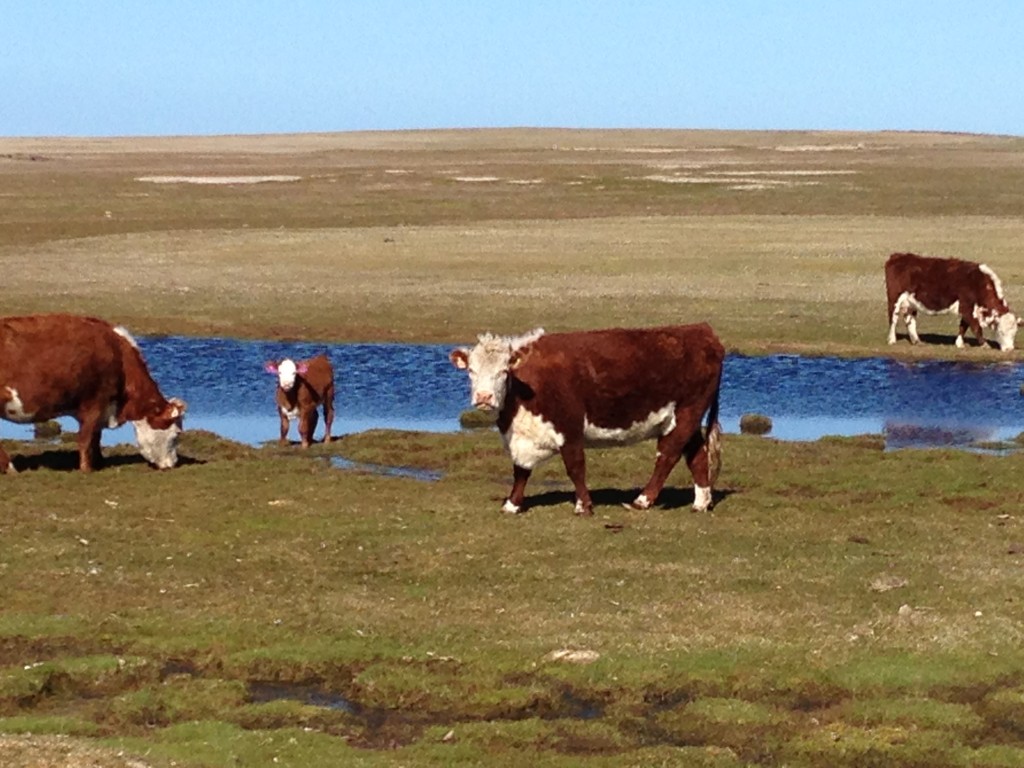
top-left (264, 361), bottom-right (279, 375)
top-left (449, 349), bottom-right (469, 370)
top-left (509, 347), bottom-right (528, 371)
top-left (169, 397), bottom-right (187, 418)
top-left (297, 363), bottom-right (309, 374)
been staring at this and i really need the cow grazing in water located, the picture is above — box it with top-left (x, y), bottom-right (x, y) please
top-left (0, 314), bottom-right (187, 473)
top-left (450, 325), bottom-right (724, 515)
top-left (264, 354), bottom-right (335, 448)
top-left (885, 252), bottom-right (1021, 351)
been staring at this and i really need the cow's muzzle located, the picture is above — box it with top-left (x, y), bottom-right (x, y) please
top-left (473, 393), bottom-right (497, 411)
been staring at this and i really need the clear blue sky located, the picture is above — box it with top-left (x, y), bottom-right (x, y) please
top-left (3, 1), bottom-right (1022, 138)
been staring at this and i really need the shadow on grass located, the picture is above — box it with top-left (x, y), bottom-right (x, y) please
top-left (9, 449), bottom-right (206, 473)
top-left (893, 331), bottom-right (996, 349)
top-left (521, 486), bottom-right (737, 514)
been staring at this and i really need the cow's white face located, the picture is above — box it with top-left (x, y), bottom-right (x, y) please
top-left (994, 312), bottom-right (1020, 351)
top-left (450, 338), bottom-right (514, 412)
top-left (264, 358), bottom-right (310, 391)
top-left (275, 359), bottom-right (299, 391)
top-left (450, 329), bottom-right (545, 412)
top-left (133, 398), bottom-right (186, 469)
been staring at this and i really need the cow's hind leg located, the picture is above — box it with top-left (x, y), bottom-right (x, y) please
top-left (635, 405), bottom-right (714, 513)
top-left (632, 428), bottom-right (688, 511)
top-left (299, 410), bottom-right (319, 449)
top-left (77, 416), bottom-right (104, 472)
top-left (559, 440), bottom-right (593, 516)
top-left (503, 464), bottom-right (532, 514)
top-left (322, 387), bottom-right (335, 444)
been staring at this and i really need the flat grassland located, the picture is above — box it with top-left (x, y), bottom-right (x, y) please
top-left (2, 130), bottom-right (1024, 767)
top-left (3, 129), bottom-right (1024, 353)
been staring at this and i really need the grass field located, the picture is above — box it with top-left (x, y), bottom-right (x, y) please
top-left (2, 129), bottom-right (1024, 766)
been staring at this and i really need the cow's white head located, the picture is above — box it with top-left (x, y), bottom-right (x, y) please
top-left (994, 311), bottom-right (1022, 351)
top-left (449, 328), bottom-right (544, 412)
top-left (133, 397), bottom-right (186, 469)
top-left (264, 358), bottom-right (309, 391)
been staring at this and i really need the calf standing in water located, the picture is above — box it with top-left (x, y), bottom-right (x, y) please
top-left (451, 325), bottom-right (724, 515)
top-left (265, 355), bottom-right (335, 447)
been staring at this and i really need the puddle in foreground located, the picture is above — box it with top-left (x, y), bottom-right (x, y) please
top-left (329, 456), bottom-right (442, 482)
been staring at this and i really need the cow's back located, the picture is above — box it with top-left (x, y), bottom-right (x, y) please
top-left (510, 324), bottom-right (723, 429)
top-left (0, 315), bottom-right (124, 420)
top-left (886, 252), bottom-right (986, 306)
top-left (300, 355), bottom-right (334, 397)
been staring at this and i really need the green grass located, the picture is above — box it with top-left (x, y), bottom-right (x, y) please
top-left (2, 128), bottom-right (1024, 764)
top-left (0, 428), bottom-right (1022, 765)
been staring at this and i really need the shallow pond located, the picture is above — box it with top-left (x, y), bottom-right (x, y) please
top-left (10, 336), bottom-right (1024, 449)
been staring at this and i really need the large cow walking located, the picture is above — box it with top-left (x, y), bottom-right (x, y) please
top-left (885, 252), bottom-right (1020, 350)
top-left (0, 314), bottom-right (187, 473)
top-left (450, 325), bottom-right (724, 515)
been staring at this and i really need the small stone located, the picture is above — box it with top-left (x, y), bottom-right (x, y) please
top-left (546, 649), bottom-right (600, 664)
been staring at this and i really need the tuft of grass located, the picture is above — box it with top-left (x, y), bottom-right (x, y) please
top-left (458, 408), bottom-right (497, 430)
top-left (739, 413), bottom-right (773, 435)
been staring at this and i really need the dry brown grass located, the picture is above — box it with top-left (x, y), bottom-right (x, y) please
top-left (3, 128), bottom-right (1024, 354)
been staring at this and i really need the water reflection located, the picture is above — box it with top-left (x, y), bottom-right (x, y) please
top-left (8, 338), bottom-right (1023, 449)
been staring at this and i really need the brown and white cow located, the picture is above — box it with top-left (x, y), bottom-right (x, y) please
top-left (264, 354), bottom-right (335, 448)
top-left (450, 325), bottom-right (724, 515)
top-left (0, 314), bottom-right (186, 473)
top-left (885, 252), bottom-right (1021, 351)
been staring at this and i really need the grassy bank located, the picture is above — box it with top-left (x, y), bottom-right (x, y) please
top-left (2, 130), bottom-right (1024, 355)
top-left (2, 128), bottom-right (1024, 765)
top-left (0, 429), bottom-right (1023, 766)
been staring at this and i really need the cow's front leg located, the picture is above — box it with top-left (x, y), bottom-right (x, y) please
top-left (278, 409), bottom-right (291, 445)
top-left (503, 464), bottom-right (532, 513)
top-left (559, 440), bottom-right (593, 516)
top-left (962, 311), bottom-right (988, 348)
top-left (905, 310), bottom-right (921, 344)
top-left (0, 444), bottom-right (15, 474)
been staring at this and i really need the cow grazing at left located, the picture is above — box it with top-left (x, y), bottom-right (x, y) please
top-left (885, 252), bottom-right (1021, 350)
top-left (0, 314), bottom-right (187, 473)
top-left (264, 354), bottom-right (335, 447)
top-left (450, 325), bottom-right (724, 516)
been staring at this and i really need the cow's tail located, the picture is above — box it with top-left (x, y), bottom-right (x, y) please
top-left (705, 367), bottom-right (723, 488)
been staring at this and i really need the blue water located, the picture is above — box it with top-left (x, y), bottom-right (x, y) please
top-left (12, 337), bottom-right (1024, 448)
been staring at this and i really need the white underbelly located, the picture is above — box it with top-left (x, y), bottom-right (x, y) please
top-left (899, 291), bottom-right (959, 316)
top-left (583, 403), bottom-right (676, 447)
